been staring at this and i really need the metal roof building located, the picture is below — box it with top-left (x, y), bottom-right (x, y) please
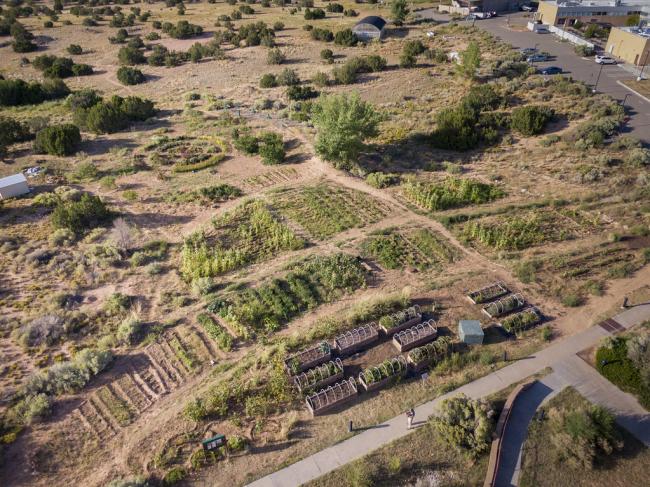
top-left (0, 173), bottom-right (29, 199)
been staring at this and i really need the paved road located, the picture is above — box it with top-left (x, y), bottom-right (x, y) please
top-left (247, 304), bottom-right (650, 487)
top-left (416, 10), bottom-right (650, 143)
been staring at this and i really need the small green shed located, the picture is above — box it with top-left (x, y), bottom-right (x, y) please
top-left (458, 320), bottom-right (484, 345)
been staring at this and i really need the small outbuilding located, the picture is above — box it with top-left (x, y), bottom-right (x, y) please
top-left (0, 173), bottom-right (29, 200)
top-left (458, 320), bottom-right (484, 345)
top-left (352, 16), bottom-right (387, 42)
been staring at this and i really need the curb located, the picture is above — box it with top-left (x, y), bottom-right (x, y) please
top-left (617, 80), bottom-right (650, 105)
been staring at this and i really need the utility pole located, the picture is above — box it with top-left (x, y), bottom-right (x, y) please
top-left (637, 51), bottom-right (649, 81)
top-left (593, 62), bottom-right (604, 93)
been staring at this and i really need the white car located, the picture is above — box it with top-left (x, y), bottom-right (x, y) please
top-left (595, 55), bottom-right (617, 65)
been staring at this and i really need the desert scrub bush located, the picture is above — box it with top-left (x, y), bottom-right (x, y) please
top-left (561, 293), bottom-right (584, 307)
top-left (33, 124), bottom-right (81, 156)
top-left (312, 92), bottom-right (380, 169)
top-left (365, 172), bottom-right (400, 189)
top-left (259, 73), bottom-right (278, 88)
top-left (0, 78), bottom-right (70, 107)
top-left (105, 477), bottom-right (151, 487)
top-left (117, 66), bottom-right (146, 85)
top-left (118, 46), bottom-right (146, 65)
top-left (259, 132), bottom-right (285, 164)
top-left (0, 116), bottom-right (32, 156)
top-left (286, 85), bottom-right (318, 101)
top-left (51, 193), bottom-right (112, 234)
top-left (277, 68), bottom-right (300, 86)
top-left (73, 95), bottom-right (155, 134)
top-left (32, 54), bottom-right (93, 78)
top-left (162, 467), bottom-right (186, 486)
top-left (549, 402), bottom-right (622, 469)
top-left (9, 393), bottom-right (52, 425)
top-left (334, 28), bottom-right (357, 46)
top-left (430, 394), bottom-right (494, 458)
top-left (104, 292), bottom-right (132, 316)
top-left (67, 44), bottom-right (82, 55)
top-left (163, 20), bottom-right (203, 39)
top-left (625, 148), bottom-right (650, 166)
top-left (197, 314), bottom-right (232, 351)
top-left (233, 133), bottom-right (259, 154)
top-left (24, 348), bottom-right (113, 397)
top-left (510, 105), bottom-right (554, 136)
top-left (574, 44), bottom-right (595, 57)
top-left (227, 435), bottom-right (248, 451)
top-left (117, 315), bottom-right (142, 345)
top-left (207, 253), bottom-right (366, 335)
top-left (402, 178), bottom-right (504, 211)
top-left (266, 47), bottom-right (285, 65)
top-left (13, 315), bottom-right (64, 348)
top-left (320, 48), bottom-right (334, 64)
top-left (312, 28), bottom-right (334, 43)
top-left (180, 200), bottom-right (305, 281)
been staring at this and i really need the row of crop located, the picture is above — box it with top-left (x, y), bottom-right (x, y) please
top-left (197, 313), bottom-right (233, 352)
top-left (207, 253), bottom-right (368, 338)
top-left (401, 178), bottom-right (504, 212)
top-left (180, 200), bottom-right (305, 281)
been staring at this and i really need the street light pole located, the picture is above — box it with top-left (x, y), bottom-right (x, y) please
top-left (593, 63), bottom-right (604, 93)
top-left (638, 51), bottom-right (650, 81)
top-left (621, 93), bottom-right (630, 108)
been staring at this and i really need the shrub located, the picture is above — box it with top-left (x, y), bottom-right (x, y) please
top-left (430, 394), bottom-right (494, 458)
top-left (0, 78), bottom-right (69, 107)
top-left (562, 293), bottom-right (584, 307)
top-left (277, 68), bottom-right (300, 86)
top-left (273, 21), bottom-right (285, 31)
top-left (286, 85), bottom-right (318, 101)
top-left (626, 148), bottom-right (650, 166)
top-left (0, 116), bottom-right (32, 156)
top-left (67, 44), bottom-right (83, 55)
top-left (400, 53), bottom-right (416, 68)
top-left (164, 20), bottom-right (203, 39)
top-left (327, 3), bottom-right (344, 13)
top-left (34, 124), bottom-right (81, 156)
top-left (312, 27), bottom-right (334, 42)
top-left (312, 71), bottom-right (330, 87)
top-left (74, 95), bottom-right (155, 134)
top-left (366, 172), bottom-right (400, 189)
top-left (117, 66), bottom-right (146, 85)
top-left (403, 40), bottom-right (426, 58)
top-left (118, 46), bottom-right (146, 65)
top-left (51, 193), bottom-right (112, 234)
top-left (72, 64), bottom-right (93, 76)
top-left (117, 315), bottom-right (142, 345)
top-left (510, 105), bottom-right (554, 136)
top-left (259, 73), bottom-right (278, 88)
top-left (304, 8), bottom-right (326, 20)
top-left (227, 435), bottom-right (248, 451)
top-left (259, 132), bottom-right (285, 164)
top-left (320, 48), bottom-right (334, 63)
top-left (162, 467), bottom-right (186, 486)
top-left (574, 44), bottom-right (595, 57)
top-left (334, 28), bottom-right (357, 47)
top-left (233, 134), bottom-right (259, 154)
top-left (267, 47), bottom-right (285, 65)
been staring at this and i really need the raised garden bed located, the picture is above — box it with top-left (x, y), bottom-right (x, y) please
top-left (293, 358), bottom-right (344, 393)
top-left (378, 305), bottom-right (422, 336)
top-left (284, 341), bottom-right (332, 376)
top-left (334, 323), bottom-right (379, 357)
top-left (467, 281), bottom-right (509, 304)
top-left (392, 320), bottom-right (438, 352)
top-left (305, 377), bottom-right (358, 416)
top-left (357, 355), bottom-right (408, 392)
top-left (499, 307), bottom-right (542, 334)
top-left (482, 293), bottom-right (525, 318)
top-left (407, 336), bottom-right (453, 372)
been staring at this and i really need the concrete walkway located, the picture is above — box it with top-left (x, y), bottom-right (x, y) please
top-left (247, 304), bottom-right (650, 487)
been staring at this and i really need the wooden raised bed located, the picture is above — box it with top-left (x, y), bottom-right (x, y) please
top-left (407, 336), bottom-right (453, 372)
top-left (392, 320), bottom-right (438, 353)
top-left (305, 377), bottom-right (358, 416)
top-left (284, 341), bottom-right (332, 376)
top-left (334, 323), bottom-right (379, 357)
top-left (357, 356), bottom-right (408, 392)
top-left (378, 305), bottom-right (422, 336)
top-left (467, 282), bottom-right (509, 305)
top-left (498, 307), bottom-right (542, 334)
top-left (482, 293), bottom-right (525, 319)
top-left (293, 359), bottom-right (344, 393)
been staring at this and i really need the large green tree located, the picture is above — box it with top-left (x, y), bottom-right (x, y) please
top-left (311, 92), bottom-right (380, 169)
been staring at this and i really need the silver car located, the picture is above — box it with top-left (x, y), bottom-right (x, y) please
top-left (595, 55), bottom-right (617, 65)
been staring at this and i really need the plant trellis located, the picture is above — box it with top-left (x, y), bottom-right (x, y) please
top-left (467, 281), bottom-right (509, 304)
top-left (305, 377), bottom-right (358, 416)
top-left (392, 320), bottom-right (438, 352)
top-left (482, 293), bottom-right (525, 318)
top-left (293, 358), bottom-right (344, 393)
top-left (334, 323), bottom-right (379, 356)
top-left (378, 305), bottom-right (423, 335)
top-left (284, 341), bottom-right (332, 375)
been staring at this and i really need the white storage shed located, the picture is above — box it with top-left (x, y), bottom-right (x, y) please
top-left (0, 173), bottom-right (29, 199)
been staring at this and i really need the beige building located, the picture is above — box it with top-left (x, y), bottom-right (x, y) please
top-left (606, 26), bottom-right (650, 65)
top-left (537, 0), bottom-right (644, 27)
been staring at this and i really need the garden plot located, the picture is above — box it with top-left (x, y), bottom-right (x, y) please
top-left (377, 305), bottom-right (422, 336)
top-left (361, 227), bottom-right (458, 271)
top-left (456, 207), bottom-right (601, 251)
top-left (241, 167), bottom-right (301, 191)
top-left (392, 321), bottom-right (438, 353)
top-left (306, 377), bottom-right (358, 417)
top-left (358, 356), bottom-right (408, 392)
top-left (180, 199), bottom-right (305, 281)
top-left (499, 307), bottom-right (543, 335)
top-left (401, 178), bottom-right (504, 212)
top-left (334, 323), bottom-right (380, 357)
top-left (73, 328), bottom-right (216, 440)
top-left (207, 253), bottom-right (367, 338)
top-left (285, 342), bottom-right (332, 376)
top-left (407, 336), bottom-right (453, 373)
top-left (271, 184), bottom-right (392, 239)
top-left (482, 293), bottom-right (526, 318)
top-left (146, 135), bottom-right (227, 173)
top-left (293, 359), bottom-right (344, 394)
top-left (467, 282), bottom-right (509, 304)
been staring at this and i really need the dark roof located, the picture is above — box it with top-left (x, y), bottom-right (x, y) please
top-left (354, 16), bottom-right (386, 30)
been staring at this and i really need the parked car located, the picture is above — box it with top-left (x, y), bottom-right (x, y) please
top-left (595, 54), bottom-right (617, 65)
top-left (527, 53), bottom-right (549, 62)
top-left (520, 47), bottom-right (538, 55)
top-left (521, 5), bottom-right (536, 12)
top-left (539, 66), bottom-right (563, 75)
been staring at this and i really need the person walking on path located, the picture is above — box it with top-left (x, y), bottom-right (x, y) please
top-left (406, 408), bottom-right (415, 429)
